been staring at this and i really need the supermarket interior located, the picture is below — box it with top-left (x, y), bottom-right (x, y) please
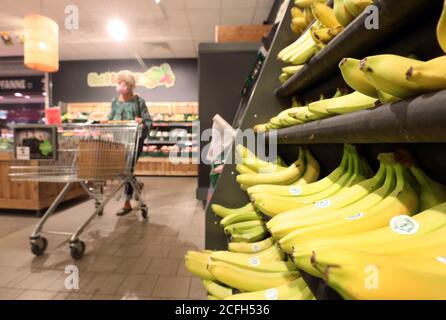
top-left (1, 0), bottom-right (446, 302)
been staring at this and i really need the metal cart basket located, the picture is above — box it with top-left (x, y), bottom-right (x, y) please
top-left (9, 123), bottom-right (148, 259)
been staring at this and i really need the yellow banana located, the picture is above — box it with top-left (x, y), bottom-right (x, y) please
top-left (236, 164), bottom-right (256, 174)
top-left (230, 227), bottom-right (269, 243)
top-left (211, 202), bottom-right (255, 218)
top-left (360, 54), bottom-right (424, 99)
top-left (343, 0), bottom-right (373, 17)
top-left (291, 17), bottom-right (309, 31)
top-left (291, 6), bottom-right (305, 19)
top-left (220, 211), bottom-right (262, 228)
top-left (311, 2), bottom-right (341, 28)
top-left (280, 163), bottom-right (396, 252)
top-left (212, 243), bottom-right (285, 262)
top-left (228, 237), bottom-right (276, 254)
top-left (202, 280), bottom-right (233, 299)
top-left (236, 152), bottom-right (305, 187)
top-left (208, 295), bottom-right (219, 300)
top-left (298, 149), bottom-right (321, 185)
top-left (185, 259), bottom-right (217, 281)
top-left (405, 55), bottom-right (446, 91)
top-left (295, 0), bottom-right (325, 9)
top-left (310, 248), bottom-right (446, 299)
top-left (333, 0), bottom-right (355, 27)
top-left (209, 252), bottom-right (295, 273)
top-left (309, 91), bottom-right (378, 115)
top-left (268, 153), bottom-right (380, 231)
top-left (339, 57), bottom-right (378, 98)
top-left (437, 0), bottom-right (446, 53)
top-left (237, 145), bottom-right (287, 173)
top-left (207, 260), bottom-right (300, 292)
top-left (224, 220), bottom-right (265, 235)
top-left (247, 145), bottom-right (349, 197)
top-left (410, 165), bottom-right (446, 211)
top-left (224, 278), bottom-right (311, 300)
top-left (376, 90), bottom-right (401, 104)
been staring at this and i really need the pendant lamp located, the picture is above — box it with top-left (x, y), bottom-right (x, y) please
top-left (24, 14), bottom-right (59, 73)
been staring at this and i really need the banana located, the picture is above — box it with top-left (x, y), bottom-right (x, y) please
top-left (333, 0), bottom-right (355, 27)
top-left (289, 36), bottom-right (318, 65)
top-left (224, 278), bottom-right (311, 300)
top-left (224, 220), bottom-right (265, 235)
top-left (304, 7), bottom-right (314, 24)
top-left (236, 145), bottom-right (286, 173)
top-left (207, 260), bottom-right (300, 292)
top-left (280, 162), bottom-right (396, 252)
top-left (268, 153), bottom-right (383, 233)
top-left (309, 91), bottom-right (378, 115)
top-left (230, 227), bottom-right (268, 243)
top-left (311, 2), bottom-right (341, 28)
top-left (291, 17), bottom-right (309, 32)
top-left (236, 150), bottom-right (305, 187)
top-left (185, 258), bottom-right (217, 281)
top-left (211, 202), bottom-right (255, 218)
top-left (293, 201), bottom-right (446, 263)
top-left (437, 0), bottom-right (446, 53)
top-left (236, 164), bottom-right (256, 174)
top-left (279, 28), bottom-right (313, 61)
top-left (295, 0), bottom-right (325, 9)
top-left (202, 280), bottom-right (233, 299)
top-left (297, 149), bottom-right (321, 185)
top-left (339, 58), bottom-right (378, 98)
top-left (343, 0), bottom-right (373, 17)
top-left (360, 54), bottom-right (424, 99)
top-left (220, 211), bottom-right (262, 228)
top-left (212, 243), bottom-right (285, 262)
top-left (277, 108), bottom-right (305, 127)
top-left (310, 27), bottom-right (334, 45)
top-left (228, 237), bottom-right (275, 254)
top-left (310, 248), bottom-right (446, 299)
top-left (291, 106), bottom-right (329, 122)
top-left (405, 55), bottom-right (446, 91)
top-left (410, 165), bottom-right (446, 211)
top-left (247, 145), bottom-right (349, 197)
top-left (282, 65), bottom-right (304, 75)
top-left (291, 7), bottom-right (305, 19)
top-left (209, 252), bottom-right (295, 273)
top-left (261, 152), bottom-right (360, 221)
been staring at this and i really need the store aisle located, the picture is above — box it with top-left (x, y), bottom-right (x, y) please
top-left (0, 177), bottom-right (207, 300)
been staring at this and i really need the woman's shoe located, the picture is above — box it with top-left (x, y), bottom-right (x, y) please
top-left (116, 207), bottom-right (133, 216)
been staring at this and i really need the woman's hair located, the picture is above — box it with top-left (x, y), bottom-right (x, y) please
top-left (116, 70), bottom-right (136, 90)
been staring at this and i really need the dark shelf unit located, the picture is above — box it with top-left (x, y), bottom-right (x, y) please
top-left (204, 0), bottom-right (446, 300)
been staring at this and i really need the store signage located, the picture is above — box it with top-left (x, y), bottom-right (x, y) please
top-left (87, 63), bottom-right (176, 89)
top-left (0, 76), bottom-right (45, 93)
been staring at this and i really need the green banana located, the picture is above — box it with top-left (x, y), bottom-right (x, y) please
top-left (309, 91), bottom-right (378, 115)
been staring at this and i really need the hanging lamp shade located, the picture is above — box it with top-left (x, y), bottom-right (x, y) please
top-left (24, 14), bottom-right (59, 73)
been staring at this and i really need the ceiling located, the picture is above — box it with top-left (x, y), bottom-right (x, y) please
top-left (0, 0), bottom-right (274, 61)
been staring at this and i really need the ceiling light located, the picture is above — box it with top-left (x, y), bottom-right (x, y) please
top-left (38, 41), bottom-right (47, 50)
top-left (42, 92), bottom-right (47, 96)
top-left (14, 92), bottom-right (23, 97)
top-left (154, 0), bottom-right (161, 4)
top-left (25, 95), bottom-right (31, 99)
top-left (107, 19), bottom-right (127, 42)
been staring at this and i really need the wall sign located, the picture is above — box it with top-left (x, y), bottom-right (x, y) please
top-left (0, 76), bottom-right (45, 93)
top-left (87, 63), bottom-right (176, 89)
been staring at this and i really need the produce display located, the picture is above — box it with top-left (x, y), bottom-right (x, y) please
top-left (151, 113), bottom-right (198, 122)
top-left (196, 143), bottom-right (446, 300)
top-left (142, 144), bottom-right (198, 158)
top-left (278, 0), bottom-right (373, 83)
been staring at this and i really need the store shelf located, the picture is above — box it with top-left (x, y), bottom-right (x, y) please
top-left (275, 0), bottom-right (444, 98)
top-left (135, 156), bottom-right (198, 177)
top-left (266, 90), bottom-right (446, 145)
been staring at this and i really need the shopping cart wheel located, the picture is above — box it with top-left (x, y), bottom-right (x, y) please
top-left (30, 237), bottom-right (48, 256)
top-left (70, 240), bottom-right (86, 260)
top-left (141, 206), bottom-right (148, 220)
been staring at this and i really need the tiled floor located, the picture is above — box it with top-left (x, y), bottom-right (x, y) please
top-left (0, 177), bottom-right (207, 300)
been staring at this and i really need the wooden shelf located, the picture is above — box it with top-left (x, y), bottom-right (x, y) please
top-left (135, 157), bottom-right (198, 177)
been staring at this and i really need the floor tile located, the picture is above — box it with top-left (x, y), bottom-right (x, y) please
top-left (152, 276), bottom-right (191, 299)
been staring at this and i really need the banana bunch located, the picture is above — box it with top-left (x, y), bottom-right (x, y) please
top-left (236, 147), bottom-right (306, 189)
top-left (279, 65), bottom-right (304, 83)
top-left (278, 26), bottom-right (319, 65)
top-left (292, 201), bottom-right (446, 299)
top-left (236, 144), bottom-right (286, 174)
top-left (339, 53), bottom-right (446, 102)
top-left (309, 2), bottom-right (344, 47)
top-left (333, 0), bottom-right (373, 27)
top-left (290, 6), bottom-right (313, 35)
top-left (251, 145), bottom-right (370, 218)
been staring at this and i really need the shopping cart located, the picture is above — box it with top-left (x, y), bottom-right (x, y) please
top-left (9, 122), bottom-right (148, 260)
